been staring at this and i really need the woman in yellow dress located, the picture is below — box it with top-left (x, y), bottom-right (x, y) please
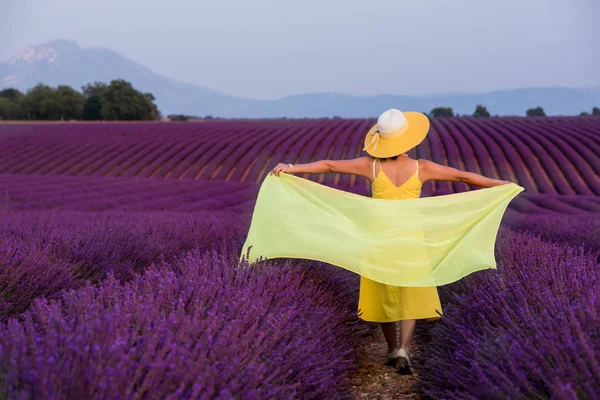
top-left (269, 109), bottom-right (512, 375)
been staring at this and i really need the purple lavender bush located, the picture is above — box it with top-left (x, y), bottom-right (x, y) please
top-left (0, 243), bottom-right (368, 399)
top-left (503, 212), bottom-right (600, 252)
top-left (0, 173), bottom-right (259, 213)
top-left (416, 227), bottom-right (600, 399)
top-left (0, 210), bottom-right (248, 322)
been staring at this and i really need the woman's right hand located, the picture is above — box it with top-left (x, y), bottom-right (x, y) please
top-left (270, 163), bottom-right (293, 176)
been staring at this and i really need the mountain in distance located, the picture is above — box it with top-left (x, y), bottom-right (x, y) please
top-left (1, 39), bottom-right (598, 118)
top-left (0, 39), bottom-right (257, 117)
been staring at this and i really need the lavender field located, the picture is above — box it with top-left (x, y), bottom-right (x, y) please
top-left (0, 118), bottom-right (599, 399)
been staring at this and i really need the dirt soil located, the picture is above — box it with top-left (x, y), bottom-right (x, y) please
top-left (345, 323), bottom-right (429, 399)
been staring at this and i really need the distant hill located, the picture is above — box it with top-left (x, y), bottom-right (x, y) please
top-left (1, 39), bottom-right (599, 117)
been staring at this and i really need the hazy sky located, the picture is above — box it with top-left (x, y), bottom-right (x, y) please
top-left (1, 0), bottom-right (598, 100)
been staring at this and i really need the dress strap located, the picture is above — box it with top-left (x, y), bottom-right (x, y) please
top-left (415, 159), bottom-right (419, 178)
top-left (372, 158), bottom-right (377, 181)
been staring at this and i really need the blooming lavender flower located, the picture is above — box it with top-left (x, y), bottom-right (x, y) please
top-left (416, 228), bottom-right (600, 399)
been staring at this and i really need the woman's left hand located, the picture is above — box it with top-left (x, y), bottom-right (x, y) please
top-left (270, 163), bottom-right (294, 176)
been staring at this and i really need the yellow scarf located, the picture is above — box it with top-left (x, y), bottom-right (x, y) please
top-left (240, 173), bottom-right (524, 287)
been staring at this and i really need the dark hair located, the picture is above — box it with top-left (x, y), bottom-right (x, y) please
top-left (371, 155), bottom-right (399, 161)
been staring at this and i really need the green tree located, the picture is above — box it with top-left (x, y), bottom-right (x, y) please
top-left (21, 84), bottom-right (57, 120)
top-left (0, 88), bottom-right (24, 103)
top-left (99, 80), bottom-right (158, 121)
top-left (170, 114), bottom-right (189, 121)
top-left (0, 97), bottom-right (11, 120)
top-left (593, 107), bottom-right (600, 116)
top-left (526, 106), bottom-right (546, 117)
top-left (429, 107), bottom-right (454, 118)
top-left (580, 112), bottom-right (590, 116)
top-left (81, 82), bottom-right (107, 120)
top-left (20, 84), bottom-right (86, 120)
top-left (473, 104), bottom-right (490, 117)
top-left (142, 92), bottom-right (159, 120)
top-left (55, 85), bottom-right (85, 120)
top-left (0, 88), bottom-right (25, 119)
top-left (6, 81), bottom-right (158, 121)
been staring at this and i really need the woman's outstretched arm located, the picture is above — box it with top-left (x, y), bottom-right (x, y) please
top-left (270, 157), bottom-right (372, 179)
top-left (420, 159), bottom-right (513, 188)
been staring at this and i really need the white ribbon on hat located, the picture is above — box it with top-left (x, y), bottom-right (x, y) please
top-left (363, 109), bottom-right (410, 152)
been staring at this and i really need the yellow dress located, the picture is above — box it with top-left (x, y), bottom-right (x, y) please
top-left (357, 156), bottom-right (443, 322)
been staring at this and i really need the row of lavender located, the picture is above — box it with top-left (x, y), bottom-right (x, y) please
top-left (0, 208), bottom-right (369, 398)
top-left (0, 209), bottom-right (247, 321)
top-left (417, 227), bottom-right (599, 399)
top-left (1, 117), bottom-right (598, 195)
top-left (2, 173), bottom-right (599, 216)
top-left (0, 173), bottom-right (260, 213)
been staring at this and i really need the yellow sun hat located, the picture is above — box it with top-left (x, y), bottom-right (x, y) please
top-left (363, 109), bottom-right (430, 158)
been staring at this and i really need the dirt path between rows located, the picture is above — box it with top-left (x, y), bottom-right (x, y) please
top-left (345, 323), bottom-right (429, 399)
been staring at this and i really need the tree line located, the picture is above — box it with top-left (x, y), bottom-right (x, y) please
top-left (427, 105), bottom-right (600, 118)
top-left (0, 80), bottom-right (159, 121)
top-left (1, 83), bottom-right (599, 121)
